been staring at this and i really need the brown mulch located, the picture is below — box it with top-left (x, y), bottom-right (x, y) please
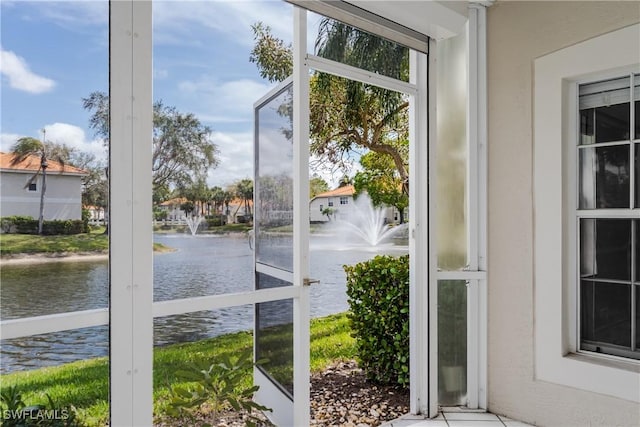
top-left (310, 360), bottom-right (409, 426)
top-left (155, 360), bottom-right (409, 427)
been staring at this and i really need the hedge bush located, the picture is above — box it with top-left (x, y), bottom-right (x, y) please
top-left (0, 216), bottom-right (37, 234)
top-left (0, 216), bottom-right (89, 235)
top-left (344, 254), bottom-right (410, 387)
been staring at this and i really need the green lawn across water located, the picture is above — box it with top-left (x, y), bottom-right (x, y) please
top-left (0, 228), bottom-right (177, 256)
top-left (0, 313), bottom-right (356, 426)
top-left (0, 228), bottom-right (109, 256)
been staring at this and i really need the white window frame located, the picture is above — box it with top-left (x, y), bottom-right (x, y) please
top-left (573, 73), bottom-right (639, 360)
top-left (534, 23), bottom-right (640, 403)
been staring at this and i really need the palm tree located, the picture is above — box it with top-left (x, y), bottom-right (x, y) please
top-left (235, 179), bottom-right (254, 217)
top-left (10, 131), bottom-right (68, 234)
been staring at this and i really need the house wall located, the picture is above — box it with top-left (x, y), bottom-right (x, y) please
top-left (309, 197), bottom-right (330, 222)
top-left (486, 2), bottom-right (640, 426)
top-left (0, 171), bottom-right (84, 220)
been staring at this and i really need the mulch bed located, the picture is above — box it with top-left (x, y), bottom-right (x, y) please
top-left (156, 360), bottom-right (409, 426)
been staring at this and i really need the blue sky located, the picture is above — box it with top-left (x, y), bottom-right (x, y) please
top-left (0, 0), bottom-right (314, 188)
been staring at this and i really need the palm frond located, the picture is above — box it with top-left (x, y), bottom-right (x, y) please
top-left (10, 137), bottom-right (44, 165)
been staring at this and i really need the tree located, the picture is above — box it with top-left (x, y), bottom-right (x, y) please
top-left (177, 177), bottom-right (210, 216)
top-left (83, 91), bottom-right (220, 191)
top-left (322, 207), bottom-right (336, 221)
top-left (10, 134), bottom-right (70, 234)
top-left (353, 150), bottom-right (408, 223)
top-left (251, 21), bottom-right (410, 194)
top-left (74, 153), bottom-right (108, 218)
top-left (233, 179), bottom-right (254, 217)
top-left (309, 175), bottom-right (329, 198)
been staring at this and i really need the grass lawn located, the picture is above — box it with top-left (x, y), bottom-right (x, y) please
top-left (0, 228), bottom-right (108, 256)
top-left (0, 312), bottom-right (356, 426)
top-left (0, 229), bottom-right (174, 256)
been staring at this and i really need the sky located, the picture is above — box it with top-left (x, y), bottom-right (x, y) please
top-left (0, 0), bottom-right (331, 188)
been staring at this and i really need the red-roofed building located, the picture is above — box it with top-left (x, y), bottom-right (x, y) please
top-left (309, 184), bottom-right (395, 223)
top-left (0, 151), bottom-right (87, 221)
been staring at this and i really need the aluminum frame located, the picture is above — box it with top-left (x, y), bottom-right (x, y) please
top-left (0, 1), bottom-right (445, 422)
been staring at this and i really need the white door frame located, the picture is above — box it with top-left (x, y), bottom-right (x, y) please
top-left (291, 6), bottom-right (433, 417)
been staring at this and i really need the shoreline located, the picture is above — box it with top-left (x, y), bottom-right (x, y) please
top-left (0, 251), bottom-right (109, 265)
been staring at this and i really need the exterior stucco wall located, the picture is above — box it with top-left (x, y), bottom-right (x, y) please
top-left (486, 1), bottom-right (640, 426)
top-left (0, 171), bottom-right (84, 220)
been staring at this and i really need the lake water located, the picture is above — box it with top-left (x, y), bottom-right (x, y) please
top-left (0, 233), bottom-right (407, 373)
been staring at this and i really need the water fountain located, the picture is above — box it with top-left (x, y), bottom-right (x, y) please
top-left (330, 194), bottom-right (408, 247)
top-left (184, 215), bottom-right (203, 236)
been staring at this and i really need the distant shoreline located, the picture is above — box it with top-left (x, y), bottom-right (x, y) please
top-left (1, 251), bottom-right (109, 265)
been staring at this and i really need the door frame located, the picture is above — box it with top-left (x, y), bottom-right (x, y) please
top-left (252, 72), bottom-right (310, 426)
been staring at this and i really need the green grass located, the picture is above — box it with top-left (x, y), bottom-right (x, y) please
top-left (0, 231), bottom-right (174, 257)
top-left (0, 312), bottom-right (355, 426)
top-left (0, 229), bottom-right (108, 256)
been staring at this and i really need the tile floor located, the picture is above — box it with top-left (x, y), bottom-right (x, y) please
top-left (381, 407), bottom-right (534, 427)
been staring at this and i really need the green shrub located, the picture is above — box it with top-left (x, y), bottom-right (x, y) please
top-left (0, 217), bottom-right (87, 235)
top-left (206, 215), bottom-right (226, 227)
top-left (81, 209), bottom-right (91, 232)
top-left (1, 216), bottom-right (37, 234)
top-left (41, 220), bottom-right (86, 235)
top-left (344, 254), bottom-right (410, 387)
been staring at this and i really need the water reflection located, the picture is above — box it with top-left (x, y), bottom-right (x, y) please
top-left (0, 233), bottom-right (407, 373)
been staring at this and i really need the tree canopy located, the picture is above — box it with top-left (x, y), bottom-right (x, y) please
top-left (353, 150), bottom-right (408, 223)
top-left (250, 20), bottom-right (410, 195)
top-left (82, 91), bottom-right (219, 191)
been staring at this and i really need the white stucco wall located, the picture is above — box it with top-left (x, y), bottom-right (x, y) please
top-left (487, 2), bottom-right (640, 426)
top-left (0, 170), bottom-right (84, 220)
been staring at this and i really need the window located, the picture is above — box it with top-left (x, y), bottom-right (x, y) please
top-left (534, 23), bottom-right (640, 403)
top-left (328, 199), bottom-right (334, 207)
top-left (578, 75), bottom-right (639, 360)
top-left (319, 204), bottom-right (323, 211)
top-left (339, 196), bottom-right (348, 205)
top-left (28, 182), bottom-right (37, 192)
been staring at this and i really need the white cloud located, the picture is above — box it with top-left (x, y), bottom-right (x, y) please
top-left (0, 49), bottom-right (56, 94)
top-left (207, 130), bottom-right (254, 187)
top-left (23, 1), bottom-right (108, 28)
top-left (0, 133), bottom-right (23, 153)
top-left (42, 123), bottom-right (107, 162)
top-left (2, 124), bottom-right (106, 162)
top-left (153, 0), bottom-right (292, 48)
top-left (180, 77), bottom-right (274, 122)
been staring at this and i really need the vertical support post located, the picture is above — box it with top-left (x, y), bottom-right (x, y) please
top-left (110, 1), bottom-right (153, 424)
top-left (409, 46), bottom-right (433, 416)
top-left (467, 2), bottom-right (488, 410)
top-left (292, 6), bottom-right (311, 426)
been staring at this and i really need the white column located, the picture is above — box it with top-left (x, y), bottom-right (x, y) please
top-left (467, 2), bottom-right (488, 410)
top-left (109, 1), bottom-right (153, 424)
top-left (292, 6), bottom-right (311, 426)
top-left (409, 45), bottom-right (433, 416)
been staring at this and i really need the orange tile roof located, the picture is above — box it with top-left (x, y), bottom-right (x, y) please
top-left (228, 197), bottom-right (253, 207)
top-left (314, 185), bottom-right (355, 198)
top-left (0, 152), bottom-right (87, 175)
top-left (159, 197), bottom-right (187, 206)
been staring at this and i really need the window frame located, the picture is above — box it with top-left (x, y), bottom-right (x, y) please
top-left (573, 74), bottom-right (638, 360)
top-left (534, 23), bottom-right (640, 403)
